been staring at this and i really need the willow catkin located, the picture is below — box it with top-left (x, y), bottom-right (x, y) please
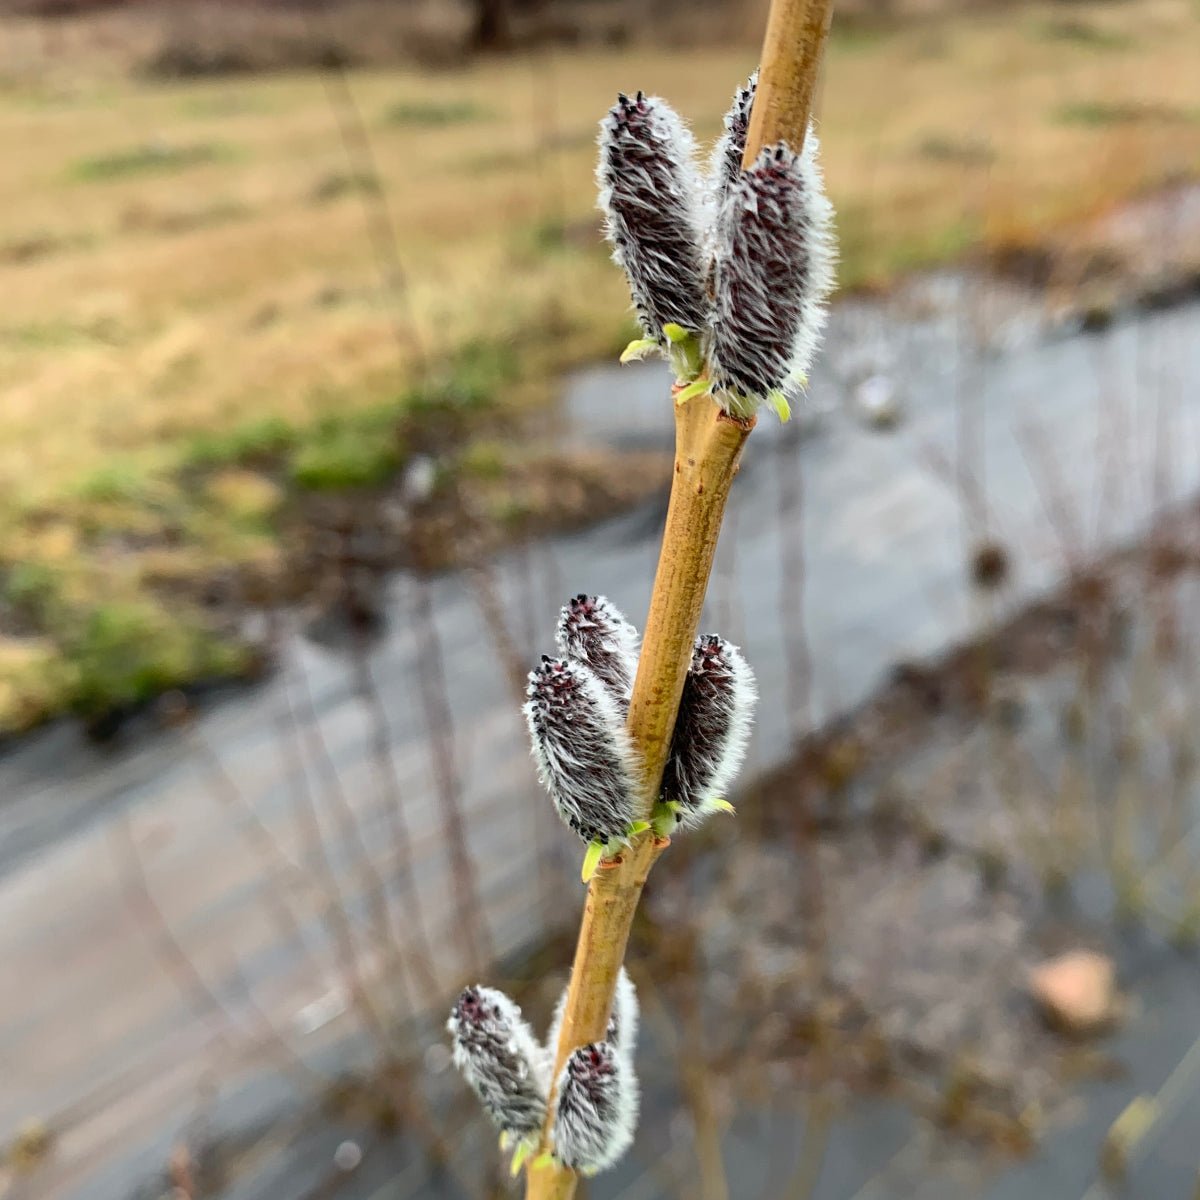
top-left (524, 656), bottom-right (638, 845)
top-left (707, 70), bottom-right (758, 218)
top-left (661, 634), bottom-right (757, 830)
top-left (597, 91), bottom-right (708, 345)
top-left (555, 593), bottom-right (641, 706)
top-left (447, 986), bottom-right (548, 1144)
top-left (707, 134), bottom-right (836, 417)
top-left (550, 1042), bottom-right (640, 1174)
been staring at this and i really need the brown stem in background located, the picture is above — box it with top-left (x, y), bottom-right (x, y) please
top-left (288, 654), bottom-right (417, 1015)
top-left (775, 432), bottom-right (813, 742)
top-left (349, 637), bottom-right (443, 1006)
top-left (410, 574), bottom-right (493, 972)
top-left (110, 816), bottom-right (314, 1088)
top-left (466, 561), bottom-right (564, 927)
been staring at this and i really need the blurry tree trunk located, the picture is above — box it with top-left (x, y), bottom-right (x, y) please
top-left (473, 0), bottom-right (511, 47)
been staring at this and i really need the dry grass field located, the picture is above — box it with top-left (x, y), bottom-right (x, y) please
top-left (0, 0), bottom-right (1198, 731)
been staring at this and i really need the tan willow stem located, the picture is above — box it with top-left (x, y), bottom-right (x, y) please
top-left (743, 0), bottom-right (833, 166)
top-left (525, 2), bottom-right (832, 1196)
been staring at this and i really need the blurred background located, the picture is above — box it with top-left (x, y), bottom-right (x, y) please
top-left (2, 0), bottom-right (1200, 1196)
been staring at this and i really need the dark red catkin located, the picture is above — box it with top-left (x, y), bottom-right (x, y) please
top-left (706, 135), bottom-right (836, 419)
top-left (447, 986), bottom-right (548, 1145)
top-left (550, 1042), bottom-right (639, 1174)
top-left (524, 656), bottom-right (638, 846)
top-left (707, 70), bottom-right (758, 219)
top-left (660, 634), bottom-right (757, 830)
top-left (597, 91), bottom-right (708, 346)
top-left (555, 593), bottom-right (640, 706)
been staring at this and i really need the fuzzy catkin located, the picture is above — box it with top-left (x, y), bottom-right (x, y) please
top-left (597, 91), bottom-right (708, 344)
top-left (447, 986), bottom-right (548, 1142)
top-left (661, 634), bottom-right (757, 830)
top-left (555, 594), bottom-right (641, 705)
top-left (706, 133), bottom-right (836, 417)
top-left (551, 1042), bottom-right (640, 1174)
top-left (524, 656), bottom-right (638, 845)
top-left (546, 966), bottom-right (639, 1067)
top-left (707, 70), bottom-right (758, 216)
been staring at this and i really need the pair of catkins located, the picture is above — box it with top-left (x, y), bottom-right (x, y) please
top-left (600, 71), bottom-right (836, 421)
top-left (525, 594), bottom-right (757, 881)
top-left (448, 969), bottom-right (640, 1176)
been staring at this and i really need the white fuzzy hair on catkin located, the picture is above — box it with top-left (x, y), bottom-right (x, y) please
top-left (446, 985), bottom-right (549, 1142)
top-left (524, 656), bottom-right (639, 845)
top-left (704, 70), bottom-right (758, 245)
top-left (596, 91), bottom-right (709, 344)
top-left (706, 129), bottom-right (837, 417)
top-left (555, 594), bottom-right (641, 707)
top-left (661, 634), bottom-right (757, 831)
top-left (546, 966), bottom-right (639, 1071)
top-left (551, 1042), bottom-right (640, 1174)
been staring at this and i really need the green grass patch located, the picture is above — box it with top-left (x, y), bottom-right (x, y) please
top-left (289, 404), bottom-right (405, 491)
top-left (3, 561), bottom-right (59, 617)
top-left (309, 170), bottom-right (382, 205)
top-left (72, 461), bottom-right (151, 505)
top-left (1054, 100), bottom-right (1198, 127)
top-left (513, 217), bottom-right (601, 260)
top-left (1035, 18), bottom-right (1134, 49)
top-left (63, 598), bottom-right (243, 716)
top-left (0, 316), bottom-right (126, 349)
top-left (438, 337), bottom-right (519, 403)
top-left (915, 134), bottom-right (995, 165)
top-left (458, 439), bottom-right (508, 481)
top-left (176, 89), bottom-right (273, 119)
top-left (184, 414), bottom-right (299, 469)
top-left (828, 21), bottom-right (888, 51)
top-left (0, 319), bottom-right (85, 349)
top-left (385, 99), bottom-right (491, 127)
top-left (837, 202), bottom-right (982, 289)
top-left (204, 470), bottom-right (283, 533)
top-left (402, 343), bottom-right (515, 419)
top-left (70, 141), bottom-right (235, 182)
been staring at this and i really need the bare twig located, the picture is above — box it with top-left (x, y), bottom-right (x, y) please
top-left (410, 573), bottom-right (493, 972)
top-left (286, 653), bottom-right (418, 1016)
top-left (349, 632), bottom-right (443, 1005)
top-left (314, 35), bottom-right (427, 372)
top-left (185, 721), bottom-right (335, 989)
top-left (274, 670), bottom-right (398, 1055)
top-left (775, 430), bottom-right (813, 740)
top-left (109, 816), bottom-right (315, 1087)
top-left (465, 561), bottom-right (564, 922)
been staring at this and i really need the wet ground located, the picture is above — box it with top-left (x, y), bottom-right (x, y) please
top-left (2, 275), bottom-right (1200, 1199)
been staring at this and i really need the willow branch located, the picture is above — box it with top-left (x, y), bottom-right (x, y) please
top-left (525, 2), bottom-right (832, 1195)
top-left (743, 0), bottom-right (834, 166)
